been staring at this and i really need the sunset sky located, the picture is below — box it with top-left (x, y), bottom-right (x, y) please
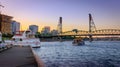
top-left (0, 0), bottom-right (120, 32)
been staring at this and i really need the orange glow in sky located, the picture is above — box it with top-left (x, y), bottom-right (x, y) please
top-left (1, 0), bottom-right (120, 32)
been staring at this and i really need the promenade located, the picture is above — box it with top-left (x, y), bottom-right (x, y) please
top-left (0, 46), bottom-right (37, 67)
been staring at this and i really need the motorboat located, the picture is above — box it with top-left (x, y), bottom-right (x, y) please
top-left (72, 38), bottom-right (85, 46)
top-left (5, 30), bottom-right (40, 48)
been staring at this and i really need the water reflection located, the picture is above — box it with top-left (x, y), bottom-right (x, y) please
top-left (34, 41), bottom-right (120, 67)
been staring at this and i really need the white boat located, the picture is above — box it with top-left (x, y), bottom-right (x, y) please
top-left (5, 30), bottom-right (41, 48)
top-left (0, 32), bottom-right (12, 50)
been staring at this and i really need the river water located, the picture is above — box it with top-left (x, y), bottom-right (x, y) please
top-left (34, 41), bottom-right (120, 67)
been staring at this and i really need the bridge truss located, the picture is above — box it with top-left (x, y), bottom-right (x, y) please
top-left (59, 29), bottom-right (120, 36)
top-left (58, 13), bottom-right (120, 40)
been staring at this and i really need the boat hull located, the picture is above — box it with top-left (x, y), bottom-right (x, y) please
top-left (5, 39), bottom-right (41, 48)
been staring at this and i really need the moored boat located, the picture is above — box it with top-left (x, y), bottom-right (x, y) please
top-left (5, 30), bottom-right (41, 48)
top-left (0, 32), bottom-right (12, 51)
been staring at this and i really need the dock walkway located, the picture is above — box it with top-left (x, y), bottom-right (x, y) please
top-left (0, 46), bottom-right (37, 67)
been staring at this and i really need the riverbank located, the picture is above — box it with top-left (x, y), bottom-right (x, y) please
top-left (40, 38), bottom-right (73, 42)
top-left (40, 38), bottom-right (120, 42)
top-left (0, 46), bottom-right (40, 67)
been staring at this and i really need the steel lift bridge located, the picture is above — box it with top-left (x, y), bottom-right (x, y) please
top-left (58, 14), bottom-right (120, 41)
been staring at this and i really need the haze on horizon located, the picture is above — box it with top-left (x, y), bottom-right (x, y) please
top-left (0, 0), bottom-right (120, 32)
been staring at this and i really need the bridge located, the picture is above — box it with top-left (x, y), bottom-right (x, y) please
top-left (59, 29), bottom-right (120, 36)
top-left (57, 14), bottom-right (120, 41)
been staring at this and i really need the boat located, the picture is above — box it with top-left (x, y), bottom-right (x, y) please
top-left (72, 38), bottom-right (85, 46)
top-left (0, 32), bottom-right (12, 51)
top-left (5, 30), bottom-right (41, 48)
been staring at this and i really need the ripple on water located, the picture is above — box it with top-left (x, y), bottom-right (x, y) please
top-left (34, 41), bottom-right (120, 67)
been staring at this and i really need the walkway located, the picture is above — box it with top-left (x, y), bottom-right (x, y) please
top-left (0, 46), bottom-right (37, 67)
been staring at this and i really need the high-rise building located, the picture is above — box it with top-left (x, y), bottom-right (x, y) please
top-left (0, 14), bottom-right (13, 34)
top-left (29, 25), bottom-right (38, 34)
top-left (41, 26), bottom-right (50, 34)
top-left (11, 21), bottom-right (20, 34)
top-left (57, 17), bottom-right (62, 34)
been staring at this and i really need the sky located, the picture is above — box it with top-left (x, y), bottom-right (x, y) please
top-left (0, 0), bottom-right (120, 32)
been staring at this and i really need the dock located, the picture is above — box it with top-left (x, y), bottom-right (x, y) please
top-left (0, 46), bottom-right (38, 67)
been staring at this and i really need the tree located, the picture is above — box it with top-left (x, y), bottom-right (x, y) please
top-left (72, 29), bottom-right (79, 38)
top-left (35, 32), bottom-right (41, 38)
top-left (72, 29), bottom-right (78, 34)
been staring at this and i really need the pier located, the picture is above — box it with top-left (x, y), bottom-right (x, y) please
top-left (0, 46), bottom-right (42, 67)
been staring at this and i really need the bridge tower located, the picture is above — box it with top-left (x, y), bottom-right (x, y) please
top-left (57, 17), bottom-right (62, 34)
top-left (89, 13), bottom-right (96, 42)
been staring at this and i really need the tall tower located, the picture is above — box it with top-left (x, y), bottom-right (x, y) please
top-left (57, 17), bottom-right (62, 34)
top-left (89, 13), bottom-right (96, 33)
top-left (11, 21), bottom-right (20, 34)
top-left (29, 25), bottom-right (38, 34)
top-left (89, 13), bottom-right (96, 42)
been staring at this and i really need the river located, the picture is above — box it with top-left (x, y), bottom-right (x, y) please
top-left (34, 41), bottom-right (120, 67)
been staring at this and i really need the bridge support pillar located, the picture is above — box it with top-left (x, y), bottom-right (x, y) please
top-left (89, 35), bottom-right (93, 42)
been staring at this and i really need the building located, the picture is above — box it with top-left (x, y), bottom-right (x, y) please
top-left (57, 17), bottom-right (62, 34)
top-left (0, 14), bottom-right (13, 34)
top-left (11, 21), bottom-right (20, 34)
top-left (41, 26), bottom-right (50, 34)
top-left (29, 25), bottom-right (38, 34)
top-left (51, 29), bottom-right (58, 35)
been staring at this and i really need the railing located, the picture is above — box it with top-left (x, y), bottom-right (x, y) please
top-left (0, 42), bottom-right (12, 52)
